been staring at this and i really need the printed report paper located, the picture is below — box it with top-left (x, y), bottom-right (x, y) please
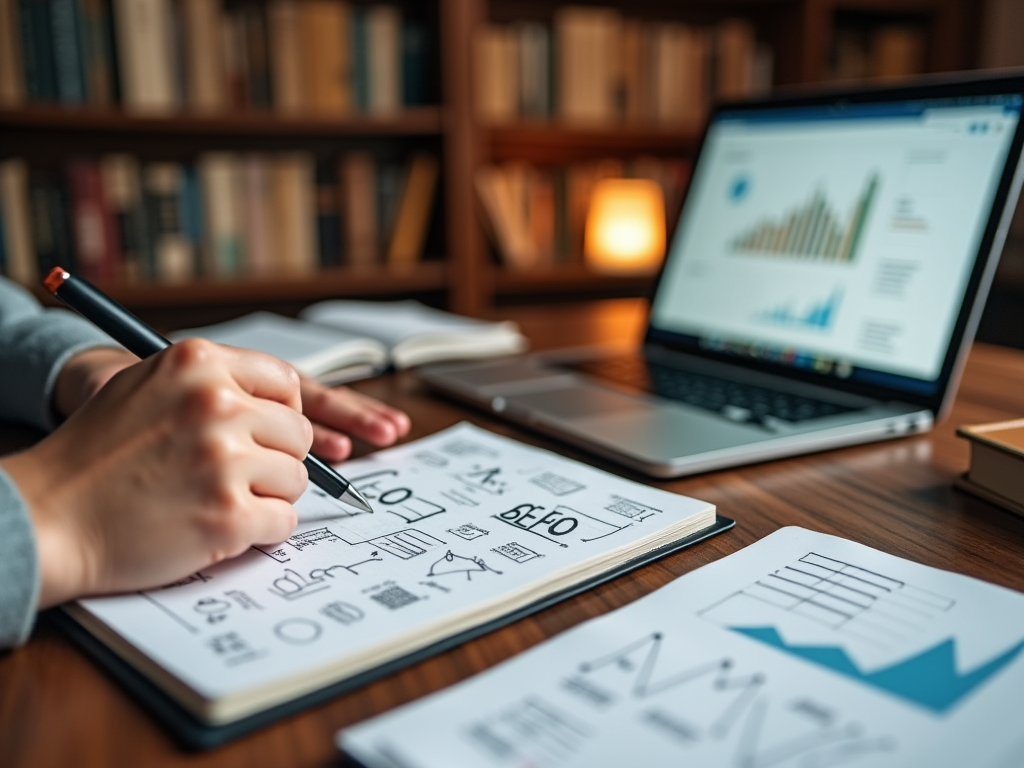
top-left (340, 527), bottom-right (1024, 768)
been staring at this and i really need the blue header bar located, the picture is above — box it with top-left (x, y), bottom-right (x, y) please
top-left (717, 95), bottom-right (1023, 125)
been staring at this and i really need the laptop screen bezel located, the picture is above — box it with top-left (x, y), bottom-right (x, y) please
top-left (644, 71), bottom-right (1024, 415)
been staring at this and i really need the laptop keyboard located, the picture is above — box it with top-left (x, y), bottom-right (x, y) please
top-left (565, 356), bottom-right (860, 426)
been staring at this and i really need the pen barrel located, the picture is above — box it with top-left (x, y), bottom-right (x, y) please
top-left (55, 274), bottom-right (170, 357)
top-left (303, 454), bottom-right (349, 499)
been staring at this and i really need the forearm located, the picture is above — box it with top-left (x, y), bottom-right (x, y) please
top-left (0, 468), bottom-right (41, 649)
top-left (0, 279), bottom-right (122, 431)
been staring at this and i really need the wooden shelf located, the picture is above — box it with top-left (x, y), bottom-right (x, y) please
top-left (0, 106), bottom-right (444, 137)
top-left (488, 122), bottom-right (700, 163)
top-left (44, 263), bottom-right (449, 309)
top-left (492, 264), bottom-right (656, 299)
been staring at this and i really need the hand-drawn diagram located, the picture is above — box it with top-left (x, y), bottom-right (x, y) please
top-left (442, 438), bottom-right (499, 458)
top-left (309, 553), bottom-right (384, 580)
top-left (352, 469), bottom-right (448, 523)
top-left (255, 527), bottom-right (346, 563)
top-left (369, 529), bottom-right (445, 559)
top-left (448, 523), bottom-right (489, 541)
top-left (414, 450), bottom-right (449, 468)
top-left (427, 550), bottom-right (503, 581)
top-left (268, 568), bottom-right (332, 601)
top-left (194, 597), bottom-right (232, 624)
top-left (566, 631), bottom-right (897, 766)
top-left (605, 495), bottom-right (662, 522)
top-left (466, 697), bottom-right (590, 765)
top-left (274, 618), bottom-right (323, 645)
top-left (207, 632), bottom-right (266, 666)
top-left (455, 465), bottom-right (508, 496)
top-left (320, 601), bottom-right (365, 625)
top-left (492, 504), bottom-right (632, 547)
top-left (370, 585), bottom-right (421, 610)
top-left (530, 471), bottom-right (586, 497)
top-left (492, 542), bottom-right (543, 564)
top-left (225, 590), bottom-right (263, 610)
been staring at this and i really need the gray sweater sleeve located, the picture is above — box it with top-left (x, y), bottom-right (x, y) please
top-left (0, 470), bottom-right (40, 648)
top-left (0, 277), bottom-right (120, 431)
top-left (0, 277), bottom-right (122, 648)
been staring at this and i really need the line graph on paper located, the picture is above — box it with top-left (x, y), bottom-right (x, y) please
top-left (698, 552), bottom-right (955, 649)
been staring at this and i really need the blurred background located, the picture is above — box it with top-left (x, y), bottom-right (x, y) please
top-left (0, 0), bottom-right (1021, 345)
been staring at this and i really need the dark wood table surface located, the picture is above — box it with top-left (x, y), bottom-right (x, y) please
top-left (3, 298), bottom-right (1024, 767)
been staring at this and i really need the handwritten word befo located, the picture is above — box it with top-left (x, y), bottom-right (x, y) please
top-left (498, 504), bottom-right (578, 536)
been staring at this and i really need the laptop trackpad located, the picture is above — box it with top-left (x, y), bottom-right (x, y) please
top-left (505, 384), bottom-right (768, 458)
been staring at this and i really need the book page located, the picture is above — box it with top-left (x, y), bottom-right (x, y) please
top-left (301, 300), bottom-right (524, 351)
top-left (76, 423), bottom-right (713, 718)
top-left (341, 527), bottom-right (1024, 768)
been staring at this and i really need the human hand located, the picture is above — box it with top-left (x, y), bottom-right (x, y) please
top-left (300, 376), bottom-right (411, 462)
top-left (54, 347), bottom-right (411, 462)
top-left (1, 339), bottom-right (312, 608)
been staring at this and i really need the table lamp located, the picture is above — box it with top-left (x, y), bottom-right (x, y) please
top-left (584, 178), bottom-right (666, 274)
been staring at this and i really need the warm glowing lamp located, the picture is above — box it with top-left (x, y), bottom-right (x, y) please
top-left (584, 179), bottom-right (666, 274)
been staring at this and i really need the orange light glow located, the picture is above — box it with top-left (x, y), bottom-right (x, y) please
top-left (584, 179), bottom-right (666, 274)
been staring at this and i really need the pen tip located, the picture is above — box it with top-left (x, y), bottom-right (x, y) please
top-left (342, 486), bottom-right (374, 514)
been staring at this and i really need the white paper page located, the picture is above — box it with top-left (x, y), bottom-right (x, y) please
top-left (172, 312), bottom-right (387, 376)
top-left (341, 527), bottom-right (1024, 768)
top-left (77, 424), bottom-right (713, 709)
top-left (300, 300), bottom-right (524, 351)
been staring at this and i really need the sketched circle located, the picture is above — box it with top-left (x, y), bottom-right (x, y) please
top-left (274, 618), bottom-right (323, 645)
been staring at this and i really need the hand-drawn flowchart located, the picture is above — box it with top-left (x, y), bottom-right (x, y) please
top-left (78, 423), bottom-right (713, 703)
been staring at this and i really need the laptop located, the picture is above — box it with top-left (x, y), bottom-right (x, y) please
top-left (421, 72), bottom-right (1024, 478)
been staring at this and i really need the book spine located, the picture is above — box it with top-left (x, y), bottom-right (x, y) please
top-left (243, 3), bottom-right (271, 108)
top-left (79, 0), bottom-right (115, 107)
top-left (268, 0), bottom-right (304, 114)
top-left (241, 153), bottom-right (273, 275)
top-left (400, 16), bottom-right (427, 107)
top-left (351, 5), bottom-right (368, 112)
top-left (112, 0), bottom-right (177, 113)
top-left (0, 159), bottom-right (35, 285)
top-left (341, 152), bottom-right (377, 269)
top-left (387, 153), bottom-right (439, 268)
top-left (366, 4), bottom-right (400, 115)
top-left (101, 153), bottom-right (145, 281)
top-left (301, 0), bottom-right (352, 115)
top-left (199, 152), bottom-right (243, 278)
top-left (19, 0), bottom-right (57, 102)
top-left (68, 157), bottom-right (120, 281)
top-left (315, 159), bottom-right (342, 268)
top-left (178, 162), bottom-right (203, 264)
top-left (181, 0), bottom-right (226, 112)
top-left (270, 152), bottom-right (317, 275)
top-left (0, 0), bottom-right (25, 105)
top-left (376, 160), bottom-right (404, 255)
top-left (474, 24), bottom-right (516, 123)
top-left (51, 0), bottom-right (88, 104)
top-left (144, 162), bottom-right (193, 282)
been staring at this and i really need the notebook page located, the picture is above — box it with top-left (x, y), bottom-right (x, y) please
top-left (76, 423), bottom-right (714, 718)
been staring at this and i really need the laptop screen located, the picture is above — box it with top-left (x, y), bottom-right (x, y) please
top-left (649, 92), bottom-right (1023, 398)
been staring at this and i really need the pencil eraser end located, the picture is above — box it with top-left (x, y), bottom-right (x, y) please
top-left (43, 267), bottom-right (70, 294)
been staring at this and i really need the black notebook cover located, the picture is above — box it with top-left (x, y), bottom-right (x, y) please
top-left (48, 515), bottom-right (734, 751)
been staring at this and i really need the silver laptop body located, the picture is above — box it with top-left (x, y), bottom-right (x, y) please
top-left (421, 73), bottom-right (1024, 478)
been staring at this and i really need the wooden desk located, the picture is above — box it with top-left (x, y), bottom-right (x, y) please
top-left (4, 299), bottom-right (1024, 767)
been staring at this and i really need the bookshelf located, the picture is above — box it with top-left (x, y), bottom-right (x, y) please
top-left (0, 0), bottom-right (980, 323)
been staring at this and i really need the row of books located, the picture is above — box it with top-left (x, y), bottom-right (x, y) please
top-left (475, 9), bottom-right (773, 127)
top-left (0, 151), bottom-right (439, 285)
top-left (0, 0), bottom-right (432, 115)
top-left (828, 25), bottom-right (926, 84)
top-left (475, 157), bottom-right (690, 270)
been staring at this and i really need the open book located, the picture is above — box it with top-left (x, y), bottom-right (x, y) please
top-left (173, 302), bottom-right (529, 385)
top-left (57, 424), bottom-right (729, 747)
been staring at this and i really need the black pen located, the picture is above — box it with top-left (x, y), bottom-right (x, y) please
top-left (43, 266), bottom-right (374, 514)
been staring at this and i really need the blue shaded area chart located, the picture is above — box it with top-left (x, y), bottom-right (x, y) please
top-left (731, 626), bottom-right (1024, 714)
top-left (756, 289), bottom-right (842, 331)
